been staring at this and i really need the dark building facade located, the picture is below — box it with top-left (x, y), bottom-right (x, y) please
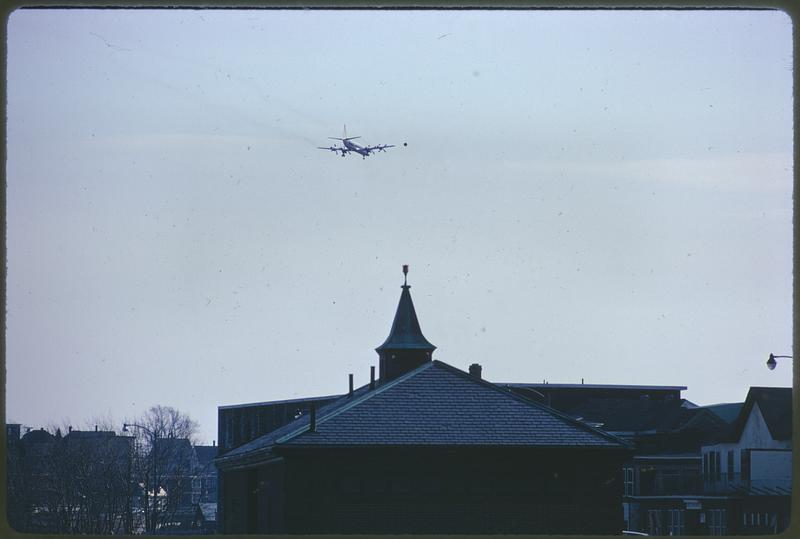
top-left (502, 380), bottom-right (756, 535)
top-left (605, 386), bottom-right (791, 536)
top-left (215, 270), bottom-right (632, 534)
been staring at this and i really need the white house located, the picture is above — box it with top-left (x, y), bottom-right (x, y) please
top-left (700, 387), bottom-right (791, 534)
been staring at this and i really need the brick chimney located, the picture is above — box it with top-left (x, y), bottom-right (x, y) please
top-left (469, 363), bottom-right (482, 379)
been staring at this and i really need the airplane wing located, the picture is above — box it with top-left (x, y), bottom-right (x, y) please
top-left (318, 145), bottom-right (349, 156)
top-left (364, 144), bottom-right (395, 153)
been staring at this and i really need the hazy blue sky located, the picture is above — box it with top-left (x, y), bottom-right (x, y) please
top-left (6, 9), bottom-right (793, 444)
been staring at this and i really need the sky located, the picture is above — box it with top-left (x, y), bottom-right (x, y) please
top-left (5, 8), bottom-right (794, 445)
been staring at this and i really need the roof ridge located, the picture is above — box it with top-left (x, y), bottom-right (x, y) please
top-left (275, 361), bottom-right (437, 445)
top-left (431, 360), bottom-right (632, 447)
top-left (219, 393), bottom-right (343, 410)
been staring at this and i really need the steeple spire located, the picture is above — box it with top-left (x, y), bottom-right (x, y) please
top-left (376, 265), bottom-right (436, 382)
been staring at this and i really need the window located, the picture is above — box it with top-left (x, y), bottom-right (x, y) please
top-left (668, 509), bottom-right (685, 535)
top-left (741, 449), bottom-right (751, 481)
top-left (624, 467), bottom-right (634, 495)
top-left (707, 451), bottom-right (717, 479)
top-left (639, 466), bottom-right (656, 495)
top-left (709, 509), bottom-right (726, 535)
top-left (727, 450), bottom-right (734, 476)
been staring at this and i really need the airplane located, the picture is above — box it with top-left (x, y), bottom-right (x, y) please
top-left (318, 126), bottom-right (397, 159)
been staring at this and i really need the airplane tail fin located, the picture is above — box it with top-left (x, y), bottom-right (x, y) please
top-left (328, 124), bottom-right (360, 141)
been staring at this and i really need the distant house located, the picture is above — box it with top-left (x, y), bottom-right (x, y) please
top-left (593, 385), bottom-right (791, 536)
top-left (149, 439), bottom-right (219, 535)
top-left (194, 502), bottom-right (217, 534)
top-left (700, 387), bottom-right (792, 535)
top-left (6, 427), bottom-right (133, 534)
top-left (6, 427), bottom-right (58, 532)
top-left (194, 445), bottom-right (218, 505)
top-left (215, 270), bottom-right (632, 534)
top-left (503, 381), bottom-right (735, 535)
top-left (156, 437), bottom-right (199, 510)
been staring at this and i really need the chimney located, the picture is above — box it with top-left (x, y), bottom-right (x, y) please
top-left (212, 440), bottom-right (216, 447)
top-left (309, 403), bottom-right (317, 432)
top-left (95, 425), bottom-right (98, 432)
top-left (68, 426), bottom-right (72, 433)
top-left (469, 363), bottom-right (482, 379)
top-left (349, 374), bottom-right (354, 396)
top-left (370, 366), bottom-right (376, 389)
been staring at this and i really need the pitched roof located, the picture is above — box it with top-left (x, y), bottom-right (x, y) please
top-left (63, 430), bottom-right (117, 439)
top-left (154, 437), bottom-right (197, 473)
top-left (219, 394), bottom-right (342, 410)
top-left (702, 402), bottom-right (744, 424)
top-left (502, 383), bottom-right (687, 392)
top-left (21, 429), bottom-right (55, 444)
top-left (217, 361), bottom-right (629, 467)
top-left (375, 284), bottom-right (435, 352)
top-left (194, 445), bottom-right (217, 467)
top-left (730, 387), bottom-right (792, 442)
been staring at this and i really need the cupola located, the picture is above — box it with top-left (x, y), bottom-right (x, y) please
top-left (375, 265), bottom-right (436, 382)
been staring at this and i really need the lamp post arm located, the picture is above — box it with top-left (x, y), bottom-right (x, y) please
top-left (766, 353), bottom-right (793, 371)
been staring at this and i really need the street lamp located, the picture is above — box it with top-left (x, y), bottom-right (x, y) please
top-left (766, 353), bottom-right (793, 371)
top-left (123, 423), bottom-right (158, 533)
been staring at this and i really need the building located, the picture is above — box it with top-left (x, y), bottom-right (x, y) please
top-left (194, 444), bottom-right (219, 505)
top-left (502, 380), bottom-right (737, 534)
top-left (6, 427), bottom-right (134, 534)
top-left (215, 268), bottom-right (633, 534)
top-left (147, 439), bottom-right (219, 535)
top-left (602, 386), bottom-right (791, 536)
top-left (699, 387), bottom-right (792, 535)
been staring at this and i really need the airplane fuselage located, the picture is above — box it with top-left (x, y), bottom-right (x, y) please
top-left (343, 139), bottom-right (370, 156)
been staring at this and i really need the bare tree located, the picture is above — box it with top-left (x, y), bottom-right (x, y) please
top-left (6, 429), bottom-right (37, 532)
top-left (126, 405), bottom-right (200, 533)
top-left (8, 408), bottom-right (201, 535)
top-left (7, 424), bottom-right (132, 534)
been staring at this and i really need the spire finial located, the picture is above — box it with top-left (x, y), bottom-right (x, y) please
top-left (402, 264), bottom-right (409, 287)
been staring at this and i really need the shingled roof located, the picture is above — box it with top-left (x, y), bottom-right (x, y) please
top-left (217, 361), bottom-right (629, 468)
top-left (194, 445), bottom-right (218, 468)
